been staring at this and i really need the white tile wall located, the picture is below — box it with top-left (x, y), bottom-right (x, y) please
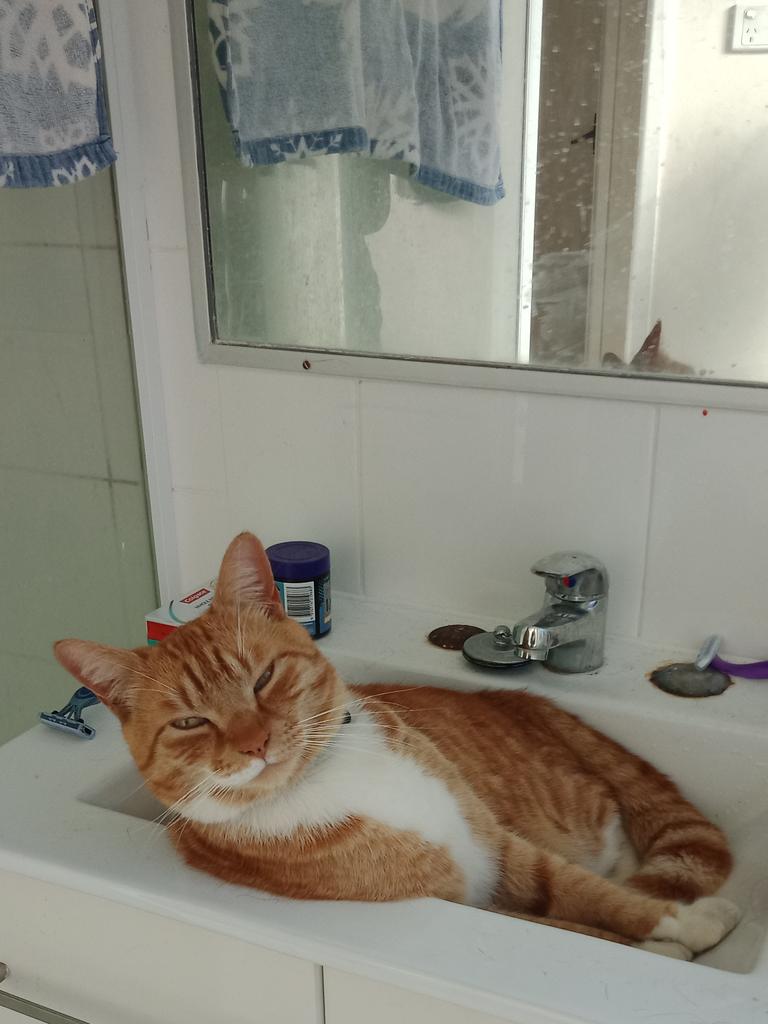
top-left (129, 0), bottom-right (768, 657)
top-left (174, 486), bottom-right (235, 590)
top-left (152, 248), bottom-right (227, 492)
top-left (219, 368), bottom-right (361, 593)
top-left (113, 482), bottom-right (160, 647)
top-left (150, 299), bottom-right (768, 653)
top-left (359, 382), bottom-right (523, 617)
top-left (360, 383), bottom-right (656, 633)
top-left (641, 406), bottom-right (768, 659)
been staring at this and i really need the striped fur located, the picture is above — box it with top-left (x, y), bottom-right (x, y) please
top-left (54, 532), bottom-right (739, 957)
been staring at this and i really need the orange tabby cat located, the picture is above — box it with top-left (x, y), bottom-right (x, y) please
top-left (54, 533), bottom-right (739, 959)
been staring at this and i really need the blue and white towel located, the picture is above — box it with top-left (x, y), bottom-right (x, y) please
top-left (0, 0), bottom-right (116, 188)
top-left (209, 0), bottom-right (504, 206)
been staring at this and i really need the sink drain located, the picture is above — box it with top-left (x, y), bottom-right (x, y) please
top-left (649, 662), bottom-right (732, 698)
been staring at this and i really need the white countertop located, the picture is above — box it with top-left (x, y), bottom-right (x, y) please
top-left (1, 593), bottom-right (768, 1024)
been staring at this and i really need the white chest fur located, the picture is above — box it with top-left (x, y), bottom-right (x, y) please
top-left (185, 711), bottom-right (498, 907)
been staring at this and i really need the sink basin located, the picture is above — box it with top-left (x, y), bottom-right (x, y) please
top-left (78, 654), bottom-right (768, 976)
top-left (80, 764), bottom-right (165, 822)
top-left (2, 593), bottom-right (768, 1023)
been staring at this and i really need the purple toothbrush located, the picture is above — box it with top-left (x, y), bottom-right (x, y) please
top-left (696, 636), bottom-right (768, 679)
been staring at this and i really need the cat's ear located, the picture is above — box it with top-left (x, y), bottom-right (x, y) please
top-left (215, 532), bottom-right (284, 618)
top-left (54, 639), bottom-right (140, 717)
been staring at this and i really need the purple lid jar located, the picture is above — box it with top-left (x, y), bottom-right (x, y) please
top-left (266, 541), bottom-right (331, 638)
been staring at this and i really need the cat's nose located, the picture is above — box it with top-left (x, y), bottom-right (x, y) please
top-left (237, 727), bottom-right (270, 759)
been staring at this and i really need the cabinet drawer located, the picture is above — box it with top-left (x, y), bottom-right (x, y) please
top-left (324, 969), bottom-right (515, 1024)
top-left (1, 871), bottom-right (321, 1024)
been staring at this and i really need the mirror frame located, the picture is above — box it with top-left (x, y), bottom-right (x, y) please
top-left (169, 0), bottom-right (768, 414)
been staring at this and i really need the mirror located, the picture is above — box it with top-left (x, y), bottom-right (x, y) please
top-left (189, 0), bottom-right (768, 384)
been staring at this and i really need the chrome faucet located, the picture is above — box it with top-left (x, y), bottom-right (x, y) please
top-left (510, 553), bottom-right (608, 673)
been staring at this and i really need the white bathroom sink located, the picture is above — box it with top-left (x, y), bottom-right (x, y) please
top-left (78, 654), bottom-right (768, 977)
top-left (2, 593), bottom-right (768, 1023)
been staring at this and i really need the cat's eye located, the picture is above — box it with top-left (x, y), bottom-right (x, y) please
top-left (253, 662), bottom-right (275, 694)
top-left (170, 716), bottom-right (210, 730)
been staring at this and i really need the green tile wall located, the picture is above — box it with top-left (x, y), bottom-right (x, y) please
top-left (0, 171), bottom-right (157, 745)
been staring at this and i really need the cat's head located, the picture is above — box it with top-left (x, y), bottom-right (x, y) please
top-left (54, 533), bottom-right (347, 820)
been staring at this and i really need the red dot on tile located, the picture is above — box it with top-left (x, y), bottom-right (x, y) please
top-left (702, 409), bottom-right (709, 416)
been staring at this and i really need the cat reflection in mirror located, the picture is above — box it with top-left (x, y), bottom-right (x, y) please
top-left (603, 320), bottom-right (694, 376)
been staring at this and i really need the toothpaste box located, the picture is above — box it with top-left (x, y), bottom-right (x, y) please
top-left (145, 578), bottom-right (217, 644)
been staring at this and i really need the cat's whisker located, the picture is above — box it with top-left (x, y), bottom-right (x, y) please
top-left (114, 664), bottom-right (176, 694)
top-left (353, 687), bottom-right (430, 706)
top-left (294, 688), bottom-right (416, 729)
top-left (171, 813), bottom-right (196, 845)
top-left (375, 693), bottom-right (422, 703)
top-left (145, 772), bottom-right (217, 828)
top-left (301, 741), bottom-right (394, 760)
top-left (295, 700), bottom-right (357, 727)
top-left (234, 598), bottom-right (247, 661)
top-left (359, 708), bottom-right (451, 731)
top-left (244, 598), bottom-right (262, 647)
top-left (170, 774), bottom-right (214, 806)
top-left (134, 772), bottom-right (221, 852)
top-left (115, 776), bottom-right (151, 806)
top-left (367, 703), bottom-right (450, 716)
top-left (138, 689), bottom-right (185, 704)
top-left (302, 709), bottom-right (446, 736)
top-left (302, 733), bottom-right (358, 744)
top-left (230, 596), bottom-right (275, 644)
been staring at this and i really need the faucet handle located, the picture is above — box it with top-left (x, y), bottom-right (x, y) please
top-left (531, 552), bottom-right (608, 602)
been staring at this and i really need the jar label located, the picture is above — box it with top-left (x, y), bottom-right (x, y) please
top-left (275, 573), bottom-right (331, 638)
top-left (280, 581), bottom-right (316, 624)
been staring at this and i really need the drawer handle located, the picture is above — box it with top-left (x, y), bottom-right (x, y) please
top-left (0, 963), bottom-right (93, 1024)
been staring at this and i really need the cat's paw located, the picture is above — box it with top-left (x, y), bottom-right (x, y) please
top-left (637, 939), bottom-right (693, 961)
top-left (651, 897), bottom-right (740, 953)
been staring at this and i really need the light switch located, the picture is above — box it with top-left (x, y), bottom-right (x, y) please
top-left (729, 5), bottom-right (768, 51)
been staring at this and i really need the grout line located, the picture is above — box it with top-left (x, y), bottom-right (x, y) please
top-left (0, 328), bottom-right (95, 342)
top-left (354, 379), bottom-right (366, 597)
top-left (107, 478), bottom-right (134, 644)
top-left (0, 241), bottom-right (118, 251)
top-left (214, 367), bottom-right (235, 532)
top-left (79, 228), bottom-right (116, 484)
top-left (635, 404), bottom-right (662, 640)
top-left (0, 464), bottom-right (142, 486)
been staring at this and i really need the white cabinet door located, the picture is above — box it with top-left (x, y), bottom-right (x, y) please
top-left (1, 871), bottom-right (322, 1024)
top-left (324, 969), bottom-right (517, 1024)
